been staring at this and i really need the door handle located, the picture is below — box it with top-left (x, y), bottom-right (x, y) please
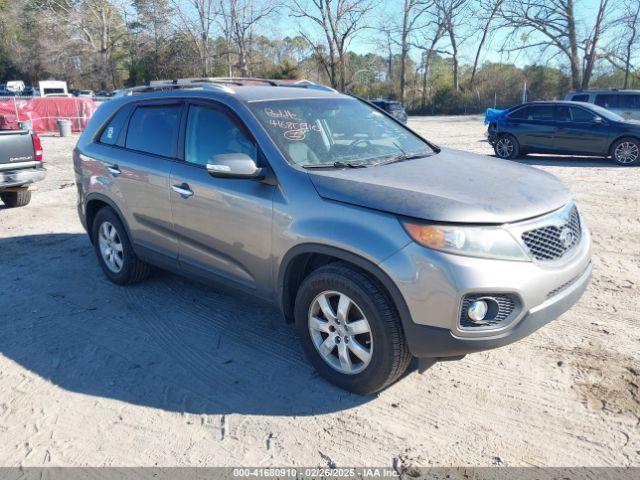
top-left (106, 164), bottom-right (121, 176)
top-left (172, 183), bottom-right (194, 198)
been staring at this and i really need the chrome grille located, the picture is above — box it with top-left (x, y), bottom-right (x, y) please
top-left (459, 294), bottom-right (517, 329)
top-left (521, 206), bottom-right (581, 261)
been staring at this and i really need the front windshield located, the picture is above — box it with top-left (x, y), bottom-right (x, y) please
top-left (249, 98), bottom-right (433, 167)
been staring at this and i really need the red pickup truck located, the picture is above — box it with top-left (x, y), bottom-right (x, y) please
top-left (0, 129), bottom-right (45, 207)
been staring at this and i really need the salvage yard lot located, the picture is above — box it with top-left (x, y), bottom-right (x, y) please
top-left (0, 115), bottom-right (638, 467)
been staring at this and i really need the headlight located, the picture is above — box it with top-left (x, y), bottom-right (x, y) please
top-left (402, 221), bottom-right (530, 261)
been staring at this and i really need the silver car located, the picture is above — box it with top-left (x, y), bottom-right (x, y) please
top-left (74, 80), bottom-right (592, 393)
top-left (566, 89), bottom-right (640, 120)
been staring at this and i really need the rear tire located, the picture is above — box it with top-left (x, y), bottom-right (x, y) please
top-left (92, 207), bottom-right (151, 285)
top-left (294, 262), bottom-right (411, 394)
top-left (0, 189), bottom-right (31, 208)
top-left (610, 137), bottom-right (640, 166)
top-left (494, 134), bottom-right (520, 160)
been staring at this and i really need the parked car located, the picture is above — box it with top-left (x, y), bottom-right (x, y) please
top-left (21, 86), bottom-right (35, 97)
top-left (488, 101), bottom-right (640, 166)
top-left (79, 90), bottom-right (94, 98)
top-left (0, 129), bottom-right (45, 207)
top-left (565, 89), bottom-right (640, 120)
top-left (369, 99), bottom-right (408, 123)
top-left (74, 80), bottom-right (591, 393)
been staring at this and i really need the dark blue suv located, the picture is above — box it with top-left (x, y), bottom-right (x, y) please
top-left (488, 101), bottom-right (640, 166)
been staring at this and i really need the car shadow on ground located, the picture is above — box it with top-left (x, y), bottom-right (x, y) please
top-left (0, 233), bottom-right (374, 416)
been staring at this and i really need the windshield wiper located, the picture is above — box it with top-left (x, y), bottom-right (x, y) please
top-left (302, 161), bottom-right (370, 169)
top-left (374, 152), bottom-right (430, 166)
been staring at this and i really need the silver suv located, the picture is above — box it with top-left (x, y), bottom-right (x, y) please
top-left (74, 79), bottom-right (592, 393)
top-left (566, 89), bottom-right (640, 120)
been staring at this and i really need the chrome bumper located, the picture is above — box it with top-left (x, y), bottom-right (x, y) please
top-left (0, 167), bottom-right (46, 189)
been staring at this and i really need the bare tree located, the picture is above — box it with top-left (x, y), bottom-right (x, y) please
top-left (383, 1), bottom-right (433, 103)
top-left (409, 5), bottom-right (446, 108)
top-left (290, 0), bottom-right (373, 91)
top-left (131, 0), bottom-right (175, 80)
top-left (171, 0), bottom-right (217, 76)
top-left (498, 0), bottom-right (612, 89)
top-left (218, 0), bottom-right (279, 77)
top-left (434, 0), bottom-right (467, 92)
top-left (604, 0), bottom-right (640, 88)
top-left (469, 0), bottom-right (503, 88)
top-left (34, 0), bottom-right (128, 89)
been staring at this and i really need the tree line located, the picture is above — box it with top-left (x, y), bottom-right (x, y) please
top-left (0, 0), bottom-right (637, 114)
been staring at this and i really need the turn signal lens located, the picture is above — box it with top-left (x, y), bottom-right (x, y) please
top-left (403, 224), bottom-right (447, 249)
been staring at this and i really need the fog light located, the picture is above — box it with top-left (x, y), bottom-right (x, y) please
top-left (468, 300), bottom-right (488, 322)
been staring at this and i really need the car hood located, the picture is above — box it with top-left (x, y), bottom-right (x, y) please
top-left (306, 148), bottom-right (572, 224)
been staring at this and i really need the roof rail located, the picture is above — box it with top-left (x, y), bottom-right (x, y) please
top-left (118, 77), bottom-right (336, 97)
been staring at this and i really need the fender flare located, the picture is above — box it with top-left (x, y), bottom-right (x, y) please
top-left (277, 243), bottom-right (414, 333)
top-left (84, 192), bottom-right (133, 242)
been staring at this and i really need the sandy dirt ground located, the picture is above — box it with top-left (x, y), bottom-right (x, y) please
top-left (0, 116), bottom-right (638, 468)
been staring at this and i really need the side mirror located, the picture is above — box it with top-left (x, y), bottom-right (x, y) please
top-left (593, 116), bottom-right (604, 123)
top-left (206, 153), bottom-right (264, 180)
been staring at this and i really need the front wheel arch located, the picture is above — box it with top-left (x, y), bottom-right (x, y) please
top-left (278, 244), bottom-right (413, 332)
top-left (494, 133), bottom-right (520, 159)
top-left (609, 136), bottom-right (640, 164)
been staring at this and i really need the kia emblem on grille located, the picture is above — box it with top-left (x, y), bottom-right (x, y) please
top-left (559, 226), bottom-right (574, 248)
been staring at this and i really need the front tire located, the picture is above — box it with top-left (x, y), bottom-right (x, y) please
top-left (611, 137), bottom-right (640, 166)
top-left (494, 134), bottom-right (520, 160)
top-left (294, 262), bottom-right (411, 394)
top-left (0, 189), bottom-right (31, 208)
top-left (92, 207), bottom-right (151, 285)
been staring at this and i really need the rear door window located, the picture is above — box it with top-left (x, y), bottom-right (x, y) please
top-left (529, 105), bottom-right (555, 121)
top-left (595, 94), bottom-right (620, 109)
top-left (99, 104), bottom-right (133, 146)
top-left (184, 104), bottom-right (257, 166)
top-left (125, 104), bottom-right (182, 157)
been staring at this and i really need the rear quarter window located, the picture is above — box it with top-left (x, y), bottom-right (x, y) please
top-left (99, 104), bottom-right (133, 145)
top-left (619, 94), bottom-right (640, 109)
top-left (125, 104), bottom-right (182, 157)
top-left (571, 94), bottom-right (589, 102)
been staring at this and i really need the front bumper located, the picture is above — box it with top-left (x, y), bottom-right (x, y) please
top-left (380, 224), bottom-right (592, 358)
top-left (0, 167), bottom-right (46, 189)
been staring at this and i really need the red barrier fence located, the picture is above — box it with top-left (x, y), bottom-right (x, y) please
top-left (0, 97), bottom-right (99, 133)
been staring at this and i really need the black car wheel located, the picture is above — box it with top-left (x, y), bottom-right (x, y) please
top-left (0, 189), bottom-right (31, 208)
top-left (611, 137), bottom-right (640, 166)
top-left (294, 262), bottom-right (411, 394)
top-left (92, 207), bottom-right (152, 285)
top-left (494, 134), bottom-right (520, 160)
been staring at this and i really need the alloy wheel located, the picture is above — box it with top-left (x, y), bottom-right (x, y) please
top-left (496, 137), bottom-right (514, 158)
top-left (98, 221), bottom-right (124, 273)
top-left (308, 291), bottom-right (373, 375)
top-left (614, 141), bottom-right (639, 164)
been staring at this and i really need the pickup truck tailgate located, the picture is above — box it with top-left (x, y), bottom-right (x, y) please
top-left (0, 130), bottom-right (36, 167)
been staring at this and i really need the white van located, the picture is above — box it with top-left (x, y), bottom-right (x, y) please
top-left (6, 81), bottom-right (25, 93)
top-left (39, 80), bottom-right (70, 97)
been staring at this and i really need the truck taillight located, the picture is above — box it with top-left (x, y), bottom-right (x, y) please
top-left (32, 134), bottom-right (43, 161)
